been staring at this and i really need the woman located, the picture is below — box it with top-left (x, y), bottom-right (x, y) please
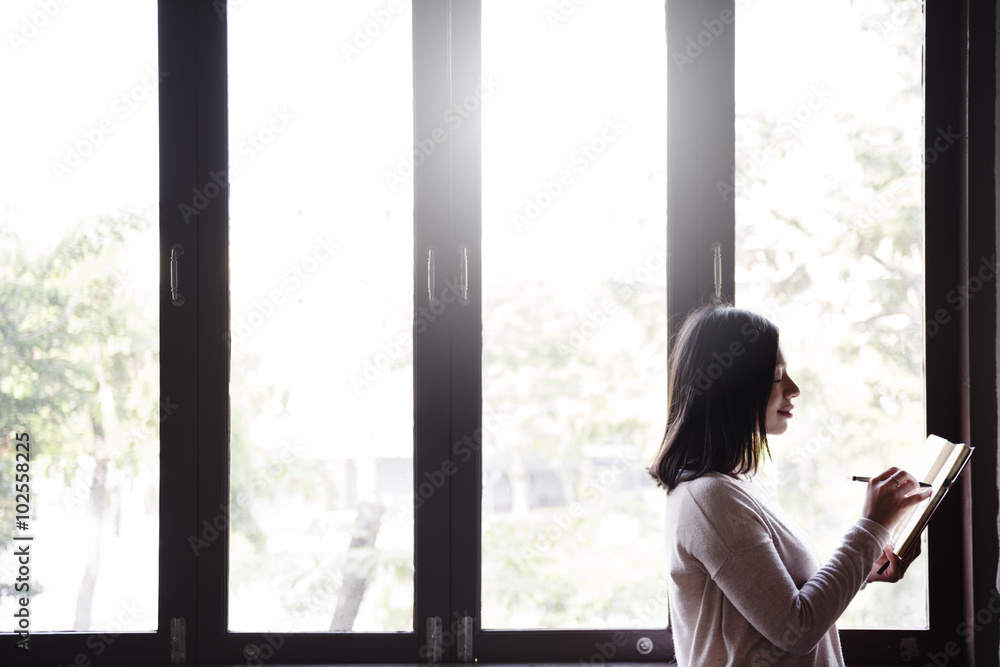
top-left (649, 304), bottom-right (930, 666)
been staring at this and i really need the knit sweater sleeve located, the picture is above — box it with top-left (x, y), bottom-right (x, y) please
top-left (680, 478), bottom-right (890, 656)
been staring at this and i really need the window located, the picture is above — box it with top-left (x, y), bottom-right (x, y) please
top-left (226, 0), bottom-right (415, 635)
top-left (667, 0), bottom-right (973, 662)
top-left (0, 0), bottom-right (160, 648)
top-left (479, 0), bottom-right (668, 632)
top-left (734, 0), bottom-right (926, 629)
top-left (0, 0), bottom-right (986, 664)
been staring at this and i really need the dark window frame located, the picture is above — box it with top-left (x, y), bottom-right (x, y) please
top-left (3, 0), bottom-right (996, 664)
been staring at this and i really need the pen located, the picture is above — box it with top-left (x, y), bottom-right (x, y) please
top-left (851, 475), bottom-right (932, 575)
top-left (851, 475), bottom-right (932, 488)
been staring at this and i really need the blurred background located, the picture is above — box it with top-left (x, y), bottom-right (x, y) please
top-left (0, 0), bottom-right (925, 634)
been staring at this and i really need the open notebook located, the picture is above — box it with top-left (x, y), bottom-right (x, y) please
top-left (889, 434), bottom-right (974, 562)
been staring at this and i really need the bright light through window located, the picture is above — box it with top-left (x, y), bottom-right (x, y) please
top-left (481, 0), bottom-right (668, 630)
top-left (735, 0), bottom-right (926, 629)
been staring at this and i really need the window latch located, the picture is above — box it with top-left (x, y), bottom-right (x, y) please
top-left (457, 244), bottom-right (470, 305)
top-left (457, 615), bottom-right (473, 662)
top-left (426, 616), bottom-right (443, 663)
top-left (170, 244), bottom-right (185, 306)
top-left (170, 617), bottom-right (186, 664)
top-left (427, 246), bottom-right (439, 306)
top-left (712, 241), bottom-right (722, 300)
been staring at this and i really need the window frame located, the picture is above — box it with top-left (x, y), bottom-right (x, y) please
top-left (2, 0), bottom-right (994, 663)
top-left (663, 0), bottom-right (975, 663)
top-left (191, 0), bottom-right (445, 661)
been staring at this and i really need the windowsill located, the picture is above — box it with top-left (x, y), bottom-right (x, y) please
top-left (122, 663), bottom-right (915, 667)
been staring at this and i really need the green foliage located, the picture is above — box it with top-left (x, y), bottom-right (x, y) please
top-left (737, 0), bottom-right (926, 628)
top-left (0, 209), bottom-right (159, 616)
top-left (483, 491), bottom-right (668, 628)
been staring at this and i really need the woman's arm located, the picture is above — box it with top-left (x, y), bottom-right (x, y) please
top-left (689, 499), bottom-right (886, 655)
top-left (681, 469), bottom-right (928, 656)
top-left (732, 520), bottom-right (886, 655)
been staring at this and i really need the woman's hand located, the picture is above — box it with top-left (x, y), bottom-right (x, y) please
top-left (861, 467), bottom-right (932, 531)
top-left (867, 539), bottom-right (922, 583)
top-left (860, 467), bottom-right (931, 585)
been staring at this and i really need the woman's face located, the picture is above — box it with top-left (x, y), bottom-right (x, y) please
top-left (765, 344), bottom-right (800, 435)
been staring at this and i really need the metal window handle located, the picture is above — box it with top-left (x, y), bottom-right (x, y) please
top-left (169, 617), bottom-right (186, 663)
top-left (458, 244), bottom-right (470, 305)
top-left (457, 615), bottom-right (473, 662)
top-left (170, 244), bottom-right (185, 307)
top-left (427, 246), bottom-right (439, 306)
top-left (712, 241), bottom-right (722, 300)
top-left (427, 616), bottom-right (443, 663)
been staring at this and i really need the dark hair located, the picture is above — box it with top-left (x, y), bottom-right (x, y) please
top-left (649, 304), bottom-right (780, 491)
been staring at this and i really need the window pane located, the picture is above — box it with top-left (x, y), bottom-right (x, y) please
top-left (735, 0), bottom-right (926, 628)
top-left (0, 0), bottom-right (159, 632)
top-left (227, 0), bottom-right (414, 632)
top-left (481, 0), bottom-right (668, 629)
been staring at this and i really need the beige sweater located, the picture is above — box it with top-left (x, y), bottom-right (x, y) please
top-left (664, 472), bottom-right (890, 666)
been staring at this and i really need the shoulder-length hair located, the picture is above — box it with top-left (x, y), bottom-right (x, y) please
top-left (649, 304), bottom-right (780, 491)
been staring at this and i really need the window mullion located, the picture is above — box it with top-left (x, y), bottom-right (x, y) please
top-left (667, 0), bottom-right (734, 343)
top-left (158, 0), bottom-right (202, 660)
top-left (448, 0), bottom-right (483, 660)
top-left (192, 0), bottom-right (230, 660)
top-left (413, 0), bottom-right (460, 658)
